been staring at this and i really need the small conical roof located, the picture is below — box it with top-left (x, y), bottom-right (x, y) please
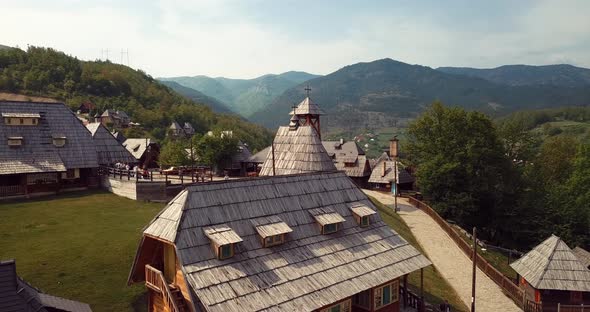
top-left (289, 97), bottom-right (323, 116)
top-left (170, 121), bottom-right (182, 129)
top-left (511, 234), bottom-right (590, 291)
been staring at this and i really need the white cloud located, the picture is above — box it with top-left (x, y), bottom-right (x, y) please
top-left (1, 0), bottom-right (589, 77)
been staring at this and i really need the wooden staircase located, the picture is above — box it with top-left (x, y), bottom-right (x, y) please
top-left (145, 265), bottom-right (186, 312)
top-left (169, 285), bottom-right (189, 312)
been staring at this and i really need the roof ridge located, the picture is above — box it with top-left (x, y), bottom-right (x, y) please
top-left (536, 235), bottom-right (562, 284)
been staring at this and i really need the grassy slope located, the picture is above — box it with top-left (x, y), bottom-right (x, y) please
top-left (367, 195), bottom-right (469, 312)
top-left (531, 120), bottom-right (590, 143)
top-left (0, 191), bottom-right (164, 312)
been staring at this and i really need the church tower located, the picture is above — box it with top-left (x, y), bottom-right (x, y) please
top-left (289, 86), bottom-right (323, 139)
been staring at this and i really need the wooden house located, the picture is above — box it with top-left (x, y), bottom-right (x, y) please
top-left (224, 141), bottom-right (252, 176)
top-left (368, 159), bottom-right (414, 194)
top-left (0, 99), bottom-right (99, 198)
top-left (169, 121), bottom-right (184, 137)
top-left (511, 235), bottom-right (590, 311)
top-left (100, 109), bottom-right (130, 128)
top-left (86, 123), bottom-right (136, 166)
top-left (183, 122), bottom-right (195, 136)
top-left (322, 139), bottom-right (371, 187)
top-left (1, 259), bottom-right (92, 312)
top-left (128, 171), bottom-right (431, 312)
top-left (123, 138), bottom-right (160, 168)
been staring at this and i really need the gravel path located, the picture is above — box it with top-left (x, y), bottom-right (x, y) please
top-left (364, 190), bottom-right (521, 312)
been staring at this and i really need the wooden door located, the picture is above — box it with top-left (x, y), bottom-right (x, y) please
top-left (163, 244), bottom-right (176, 283)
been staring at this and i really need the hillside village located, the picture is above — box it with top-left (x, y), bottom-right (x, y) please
top-left (1, 3), bottom-right (590, 311)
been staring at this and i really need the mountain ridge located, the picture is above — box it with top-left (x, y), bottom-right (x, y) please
top-left (159, 71), bottom-right (320, 116)
top-left (250, 58), bottom-right (590, 130)
top-left (437, 64), bottom-right (590, 86)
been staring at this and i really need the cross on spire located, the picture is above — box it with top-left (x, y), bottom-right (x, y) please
top-left (304, 85), bottom-right (312, 97)
top-left (291, 103), bottom-right (298, 115)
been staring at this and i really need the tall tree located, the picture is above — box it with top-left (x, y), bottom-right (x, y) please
top-left (407, 102), bottom-right (517, 242)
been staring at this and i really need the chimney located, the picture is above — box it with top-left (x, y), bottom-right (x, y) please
top-left (389, 136), bottom-right (399, 158)
top-left (381, 161), bottom-right (386, 177)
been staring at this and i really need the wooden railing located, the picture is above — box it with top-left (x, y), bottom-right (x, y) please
top-left (100, 166), bottom-right (213, 185)
top-left (407, 197), bottom-right (536, 312)
top-left (145, 265), bottom-right (180, 312)
top-left (399, 285), bottom-right (436, 312)
top-left (0, 185), bottom-right (25, 197)
top-left (559, 304), bottom-right (587, 312)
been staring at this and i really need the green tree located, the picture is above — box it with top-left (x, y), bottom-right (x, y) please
top-left (407, 102), bottom-right (517, 242)
top-left (196, 133), bottom-right (238, 173)
top-left (158, 140), bottom-right (189, 167)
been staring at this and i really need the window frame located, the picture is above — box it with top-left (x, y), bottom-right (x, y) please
top-left (374, 280), bottom-right (399, 309)
top-left (360, 215), bottom-right (370, 227)
top-left (53, 137), bottom-right (67, 147)
top-left (352, 289), bottom-right (371, 309)
top-left (263, 234), bottom-right (284, 247)
top-left (320, 299), bottom-right (351, 312)
top-left (322, 222), bottom-right (339, 234)
top-left (7, 138), bottom-right (23, 147)
top-left (218, 244), bottom-right (233, 260)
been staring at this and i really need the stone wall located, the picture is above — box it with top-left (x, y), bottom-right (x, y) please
top-left (100, 176), bottom-right (169, 201)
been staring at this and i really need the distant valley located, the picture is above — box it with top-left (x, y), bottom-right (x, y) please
top-left (159, 71), bottom-right (320, 117)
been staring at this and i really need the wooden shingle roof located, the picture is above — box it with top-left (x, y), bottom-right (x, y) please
top-left (289, 97), bottom-right (323, 116)
top-left (86, 123), bottom-right (136, 165)
top-left (135, 171), bottom-right (431, 312)
top-left (368, 160), bottom-right (414, 184)
top-left (322, 141), bottom-right (371, 178)
top-left (511, 235), bottom-right (590, 291)
top-left (0, 259), bottom-right (92, 312)
top-left (0, 100), bottom-right (98, 175)
top-left (574, 247), bottom-right (590, 269)
top-left (251, 216), bottom-right (293, 238)
top-left (259, 126), bottom-right (337, 176)
top-left (123, 138), bottom-right (156, 160)
top-left (348, 202), bottom-right (377, 217)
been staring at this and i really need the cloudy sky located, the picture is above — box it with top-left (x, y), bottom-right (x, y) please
top-left (2, 0), bottom-right (590, 78)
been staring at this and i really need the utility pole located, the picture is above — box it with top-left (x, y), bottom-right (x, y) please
top-left (390, 136), bottom-right (399, 212)
top-left (471, 227), bottom-right (477, 312)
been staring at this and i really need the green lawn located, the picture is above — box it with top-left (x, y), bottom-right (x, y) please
top-left (0, 191), bottom-right (164, 312)
top-left (368, 196), bottom-right (469, 312)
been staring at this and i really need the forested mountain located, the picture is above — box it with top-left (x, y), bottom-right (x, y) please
top-left (160, 71), bottom-right (319, 117)
top-left (160, 80), bottom-right (234, 114)
top-left (0, 46), bottom-right (273, 150)
top-left (438, 64), bottom-right (590, 87)
top-left (250, 59), bottom-right (590, 130)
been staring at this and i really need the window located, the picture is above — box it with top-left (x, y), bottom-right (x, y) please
top-left (20, 118), bottom-right (23, 124)
top-left (219, 244), bottom-right (233, 260)
top-left (32, 118), bottom-right (37, 125)
top-left (374, 280), bottom-right (399, 309)
top-left (352, 289), bottom-right (370, 309)
top-left (53, 137), bottom-right (66, 147)
top-left (264, 234), bottom-right (284, 247)
top-left (7, 137), bottom-right (23, 147)
top-left (5, 118), bottom-right (11, 124)
top-left (321, 299), bottom-right (351, 312)
top-left (323, 223), bottom-right (338, 234)
top-left (360, 216), bottom-right (370, 227)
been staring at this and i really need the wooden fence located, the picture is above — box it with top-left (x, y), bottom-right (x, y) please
top-left (0, 185), bottom-right (25, 197)
top-left (408, 197), bottom-right (542, 312)
top-left (145, 265), bottom-right (180, 312)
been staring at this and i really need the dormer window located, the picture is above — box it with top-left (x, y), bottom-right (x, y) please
top-left (2, 113), bottom-right (40, 126)
top-left (252, 216), bottom-right (293, 247)
top-left (348, 202), bottom-right (377, 228)
top-left (310, 207), bottom-right (346, 235)
top-left (7, 136), bottom-right (23, 147)
top-left (52, 136), bottom-right (67, 147)
top-left (203, 225), bottom-right (243, 260)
